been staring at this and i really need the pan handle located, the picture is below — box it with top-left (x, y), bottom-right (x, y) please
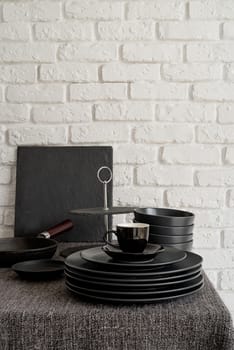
top-left (38, 220), bottom-right (73, 239)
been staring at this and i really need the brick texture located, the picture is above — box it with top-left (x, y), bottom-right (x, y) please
top-left (0, 0), bottom-right (233, 315)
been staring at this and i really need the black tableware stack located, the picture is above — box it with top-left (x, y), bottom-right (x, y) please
top-left (64, 244), bottom-right (204, 304)
top-left (134, 208), bottom-right (195, 251)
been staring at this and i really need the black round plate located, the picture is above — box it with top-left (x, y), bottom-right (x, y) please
top-left (134, 220), bottom-right (194, 235)
top-left (12, 259), bottom-right (64, 280)
top-left (80, 247), bottom-right (186, 269)
top-left (65, 265), bottom-right (202, 283)
top-left (134, 208), bottom-right (194, 227)
top-left (66, 282), bottom-right (203, 304)
top-left (65, 270), bottom-right (202, 290)
top-left (102, 243), bottom-right (162, 262)
top-left (66, 274), bottom-right (203, 296)
top-left (149, 233), bottom-right (193, 244)
top-left (66, 276), bottom-right (203, 302)
top-left (65, 251), bottom-right (202, 278)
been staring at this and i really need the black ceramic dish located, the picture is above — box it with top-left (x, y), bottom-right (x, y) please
top-left (65, 251), bottom-right (202, 278)
top-left (65, 270), bottom-right (202, 290)
top-left (12, 259), bottom-right (64, 280)
top-left (134, 208), bottom-right (194, 227)
top-left (66, 282), bottom-right (204, 304)
top-left (134, 220), bottom-right (194, 236)
top-left (149, 233), bottom-right (193, 244)
top-left (66, 274), bottom-right (203, 299)
top-left (102, 244), bottom-right (162, 262)
top-left (65, 265), bottom-right (202, 283)
top-left (80, 247), bottom-right (187, 269)
top-left (66, 274), bottom-right (203, 296)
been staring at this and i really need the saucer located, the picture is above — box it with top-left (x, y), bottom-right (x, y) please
top-left (102, 243), bottom-right (162, 262)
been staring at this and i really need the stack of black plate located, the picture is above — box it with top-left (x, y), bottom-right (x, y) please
top-left (64, 245), bottom-right (203, 304)
top-left (134, 208), bottom-right (195, 251)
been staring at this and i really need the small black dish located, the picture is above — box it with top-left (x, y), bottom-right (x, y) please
top-left (134, 208), bottom-right (194, 227)
top-left (149, 233), bottom-right (193, 244)
top-left (12, 259), bottom-right (64, 280)
top-left (102, 243), bottom-right (162, 262)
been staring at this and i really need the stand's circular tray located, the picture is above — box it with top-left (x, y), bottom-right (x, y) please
top-left (70, 207), bottom-right (136, 215)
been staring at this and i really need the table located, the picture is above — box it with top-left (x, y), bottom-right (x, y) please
top-left (0, 244), bottom-right (233, 350)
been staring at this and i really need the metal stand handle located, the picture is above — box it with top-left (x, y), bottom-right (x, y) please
top-left (97, 166), bottom-right (113, 241)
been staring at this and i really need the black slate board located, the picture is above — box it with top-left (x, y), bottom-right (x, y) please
top-left (14, 146), bottom-right (113, 242)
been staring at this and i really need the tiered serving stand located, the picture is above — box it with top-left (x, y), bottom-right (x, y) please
top-left (68, 167), bottom-right (204, 304)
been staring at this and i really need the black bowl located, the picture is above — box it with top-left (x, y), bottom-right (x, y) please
top-left (149, 239), bottom-right (193, 252)
top-left (134, 208), bottom-right (194, 227)
top-left (134, 220), bottom-right (194, 235)
top-left (165, 241), bottom-right (193, 252)
top-left (149, 233), bottom-right (193, 244)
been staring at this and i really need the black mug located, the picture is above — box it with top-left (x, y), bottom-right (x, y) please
top-left (104, 223), bottom-right (149, 253)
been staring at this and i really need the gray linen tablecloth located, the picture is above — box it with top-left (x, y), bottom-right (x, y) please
top-left (0, 243), bottom-right (233, 350)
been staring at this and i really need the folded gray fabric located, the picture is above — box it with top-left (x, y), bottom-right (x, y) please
top-left (0, 244), bottom-right (233, 350)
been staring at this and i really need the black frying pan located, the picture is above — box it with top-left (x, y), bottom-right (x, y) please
top-left (0, 220), bottom-right (73, 266)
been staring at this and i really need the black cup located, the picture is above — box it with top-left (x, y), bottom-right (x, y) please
top-left (104, 223), bottom-right (149, 253)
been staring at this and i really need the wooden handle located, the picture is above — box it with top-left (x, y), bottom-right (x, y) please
top-left (45, 220), bottom-right (73, 238)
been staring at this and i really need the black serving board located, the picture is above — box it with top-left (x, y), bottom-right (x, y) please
top-left (15, 146), bottom-right (113, 241)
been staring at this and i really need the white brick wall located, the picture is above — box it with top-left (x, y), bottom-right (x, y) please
top-left (0, 0), bottom-right (233, 320)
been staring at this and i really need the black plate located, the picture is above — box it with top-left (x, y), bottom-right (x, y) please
top-left (66, 275), bottom-right (203, 296)
top-left (65, 251), bottom-right (202, 278)
top-left (80, 247), bottom-right (186, 269)
top-left (66, 282), bottom-right (203, 304)
top-left (65, 270), bottom-right (202, 290)
top-left (12, 259), bottom-right (64, 280)
top-left (65, 265), bottom-right (202, 283)
top-left (149, 233), bottom-right (193, 244)
top-left (102, 243), bottom-right (162, 262)
top-left (134, 208), bottom-right (194, 227)
top-left (134, 220), bottom-right (194, 235)
top-left (66, 275), bottom-right (203, 301)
